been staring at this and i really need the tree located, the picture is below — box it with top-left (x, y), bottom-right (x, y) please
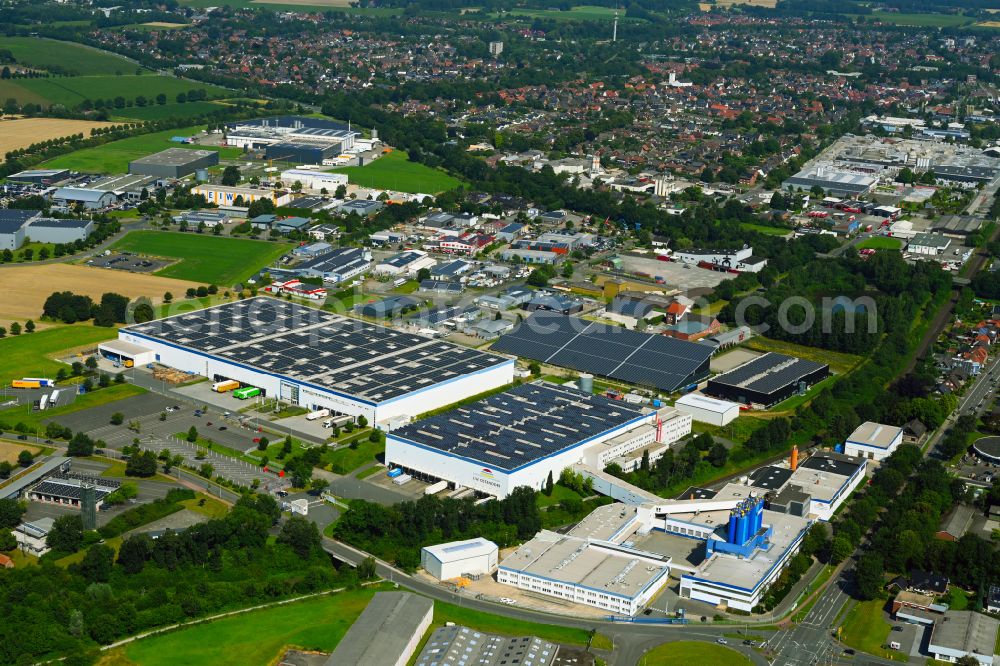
top-left (277, 515), bottom-right (321, 558)
top-left (116, 533), bottom-right (153, 574)
top-left (855, 552), bottom-right (885, 600)
top-left (85, 356), bottom-right (98, 371)
top-left (67, 432), bottom-right (94, 457)
top-left (358, 555), bottom-right (377, 580)
top-left (309, 478), bottom-right (329, 495)
top-left (0, 498), bottom-right (25, 529)
top-left (24, 320), bottom-right (34, 333)
top-left (0, 462), bottom-right (12, 480)
top-left (110, 412), bottom-right (124, 425)
top-left (357, 416), bottom-right (368, 428)
top-left (335, 184), bottom-right (347, 199)
top-left (78, 544), bottom-right (115, 582)
top-left (829, 535), bottom-right (852, 564)
top-left (544, 470), bottom-right (554, 496)
top-left (17, 449), bottom-right (33, 467)
top-left (47, 514), bottom-right (84, 553)
top-left (416, 267), bottom-right (431, 282)
top-left (187, 426), bottom-right (198, 443)
top-left (125, 450), bottom-right (157, 478)
top-left (0, 530), bottom-right (16, 552)
top-left (198, 463), bottom-right (214, 479)
top-left (9, 322), bottom-right (20, 336)
top-left (221, 166), bottom-right (241, 186)
top-left (708, 442), bottom-right (729, 467)
top-left (257, 436), bottom-right (270, 452)
top-left (163, 292), bottom-right (173, 303)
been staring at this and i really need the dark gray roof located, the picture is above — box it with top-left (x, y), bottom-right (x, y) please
top-left (0, 209), bottom-right (40, 233)
top-left (325, 592), bottom-right (433, 666)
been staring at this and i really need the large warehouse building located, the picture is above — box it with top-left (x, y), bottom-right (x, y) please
top-left (279, 169), bottom-right (347, 191)
top-left (386, 382), bottom-right (690, 498)
top-left (128, 148), bottom-right (220, 178)
top-left (114, 298), bottom-right (514, 425)
top-left (491, 312), bottom-right (713, 393)
top-left (781, 165), bottom-right (876, 197)
top-left (705, 352), bottom-right (829, 407)
top-left (225, 116), bottom-right (358, 165)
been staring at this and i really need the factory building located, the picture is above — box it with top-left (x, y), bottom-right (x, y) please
top-left (375, 249), bottom-right (436, 277)
top-left (295, 247), bottom-right (372, 284)
top-left (225, 116), bottom-right (358, 165)
top-left (782, 166), bottom-right (876, 197)
top-left (0, 209), bottom-right (41, 250)
top-left (115, 298), bottom-right (513, 426)
top-left (844, 421), bottom-right (903, 461)
top-left (385, 382), bottom-right (689, 499)
top-left (7, 169), bottom-right (70, 185)
top-left (325, 592), bottom-right (433, 666)
top-left (672, 246), bottom-right (753, 267)
top-left (421, 538), bottom-right (498, 581)
top-left (190, 184), bottom-right (292, 208)
top-left (907, 233), bottom-right (952, 256)
top-left (24, 218), bottom-right (93, 244)
top-left (674, 393), bottom-right (741, 426)
top-left (705, 352), bottom-right (830, 407)
top-left (279, 169), bottom-right (348, 192)
top-left (51, 186), bottom-right (117, 210)
top-left (128, 148), bottom-right (219, 178)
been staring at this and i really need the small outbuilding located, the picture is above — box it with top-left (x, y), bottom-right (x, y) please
top-left (421, 537), bottom-right (499, 581)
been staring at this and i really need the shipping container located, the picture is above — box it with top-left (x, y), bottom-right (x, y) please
top-left (213, 380), bottom-right (240, 393)
top-left (233, 387), bottom-right (261, 399)
top-left (387, 467), bottom-right (404, 478)
top-left (424, 480), bottom-right (448, 495)
top-left (306, 409), bottom-right (330, 421)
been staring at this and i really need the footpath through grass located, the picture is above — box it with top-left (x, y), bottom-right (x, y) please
top-left (0, 325), bottom-right (118, 384)
top-left (111, 231), bottom-right (290, 285)
top-left (638, 641), bottom-right (748, 666)
top-left (330, 149), bottom-right (461, 194)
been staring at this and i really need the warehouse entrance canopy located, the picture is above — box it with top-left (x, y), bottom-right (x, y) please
top-left (490, 312), bottom-right (712, 392)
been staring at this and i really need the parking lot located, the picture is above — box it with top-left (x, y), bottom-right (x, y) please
top-left (87, 252), bottom-right (171, 273)
top-left (616, 253), bottom-right (729, 289)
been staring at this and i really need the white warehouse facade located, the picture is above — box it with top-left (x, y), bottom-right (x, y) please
top-left (674, 393), bottom-right (740, 426)
top-left (385, 383), bottom-right (688, 499)
top-left (279, 169), bottom-right (348, 191)
top-left (117, 298), bottom-right (513, 426)
top-left (421, 538), bottom-right (498, 580)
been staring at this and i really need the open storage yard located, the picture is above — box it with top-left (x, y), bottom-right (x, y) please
top-left (0, 118), bottom-right (116, 157)
top-left (0, 263), bottom-right (197, 327)
top-left (110, 231), bottom-right (291, 284)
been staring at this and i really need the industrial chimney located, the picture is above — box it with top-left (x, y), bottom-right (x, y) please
top-left (790, 445), bottom-right (799, 471)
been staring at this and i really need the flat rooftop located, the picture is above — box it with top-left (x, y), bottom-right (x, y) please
top-left (709, 352), bottom-right (828, 395)
top-left (929, 611), bottom-right (1000, 657)
top-left (683, 510), bottom-right (811, 593)
top-left (750, 465), bottom-right (794, 491)
top-left (130, 147), bottom-right (217, 167)
top-left (566, 503), bottom-right (639, 542)
top-left (324, 592), bottom-right (432, 666)
top-left (391, 382), bottom-right (646, 472)
top-left (499, 530), bottom-right (669, 601)
top-left (491, 312), bottom-right (713, 393)
top-left (122, 298), bottom-right (509, 404)
top-left (848, 422), bottom-right (902, 449)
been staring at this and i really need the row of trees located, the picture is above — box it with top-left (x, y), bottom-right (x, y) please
top-left (335, 487), bottom-right (541, 570)
top-left (42, 291), bottom-right (132, 326)
top-left (0, 494), bottom-right (349, 663)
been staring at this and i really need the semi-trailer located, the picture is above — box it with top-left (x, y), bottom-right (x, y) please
top-left (213, 380), bottom-right (241, 393)
top-left (233, 387), bottom-right (262, 399)
top-left (424, 480), bottom-right (448, 495)
top-left (306, 409), bottom-right (330, 421)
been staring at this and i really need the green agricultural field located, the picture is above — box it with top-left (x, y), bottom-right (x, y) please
top-left (15, 75), bottom-right (227, 109)
top-left (113, 100), bottom-right (229, 121)
top-left (44, 125), bottom-right (243, 174)
top-left (0, 37), bottom-right (134, 76)
top-left (121, 589), bottom-right (378, 666)
top-left (638, 641), bottom-right (748, 666)
top-left (110, 231), bottom-right (290, 285)
top-left (0, 79), bottom-right (49, 106)
top-left (0, 325), bottom-right (118, 385)
top-left (857, 237), bottom-right (903, 251)
top-left (330, 149), bottom-right (461, 194)
top-left (500, 5), bottom-right (643, 21)
top-left (869, 10), bottom-right (972, 26)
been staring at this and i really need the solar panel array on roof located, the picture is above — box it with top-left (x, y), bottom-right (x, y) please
top-left (124, 298), bottom-right (508, 403)
top-left (392, 382), bottom-right (645, 471)
top-left (490, 312), bottom-right (712, 392)
top-left (710, 352), bottom-right (826, 395)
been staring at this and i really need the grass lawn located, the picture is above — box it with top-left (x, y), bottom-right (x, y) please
top-left (1, 383), bottom-right (146, 431)
top-left (111, 231), bottom-right (290, 285)
top-left (16, 75), bottom-right (227, 110)
top-left (113, 100), bottom-right (228, 121)
top-left (330, 150), bottom-right (461, 194)
top-left (322, 435), bottom-right (383, 474)
top-left (180, 493), bottom-right (230, 519)
top-left (430, 599), bottom-right (591, 646)
top-left (121, 589), bottom-right (379, 666)
top-left (638, 641), bottom-right (748, 666)
top-left (745, 337), bottom-right (863, 375)
top-left (839, 599), bottom-right (905, 661)
top-left (355, 465), bottom-right (381, 480)
top-left (0, 325), bottom-right (118, 385)
top-left (44, 125), bottom-right (243, 174)
top-left (0, 37), bottom-right (134, 75)
top-left (741, 222), bottom-right (793, 237)
top-left (857, 237), bottom-right (904, 251)
top-left (536, 482), bottom-right (584, 508)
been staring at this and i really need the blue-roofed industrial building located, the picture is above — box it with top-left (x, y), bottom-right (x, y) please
top-left (295, 247), bottom-right (371, 283)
